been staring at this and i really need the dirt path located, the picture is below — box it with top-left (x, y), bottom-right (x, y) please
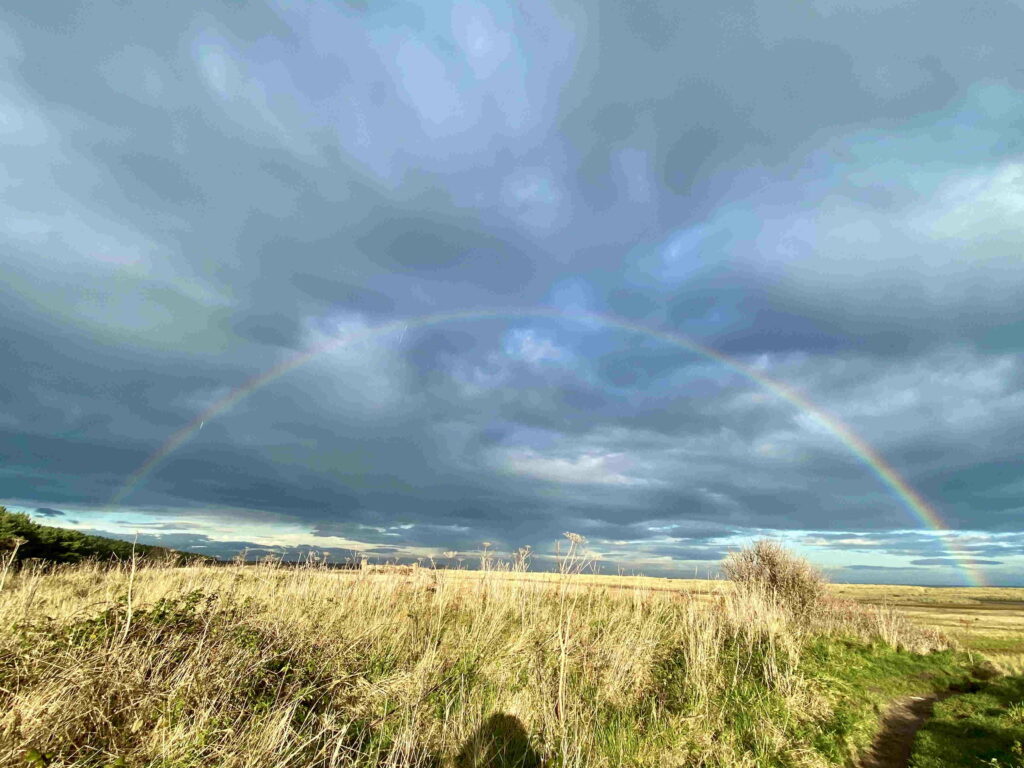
top-left (857, 693), bottom-right (950, 768)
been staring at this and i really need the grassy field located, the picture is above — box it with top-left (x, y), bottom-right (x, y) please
top-left (440, 571), bottom-right (1024, 663)
top-left (0, 550), bottom-right (1019, 767)
top-left (831, 584), bottom-right (1024, 670)
top-left (443, 570), bottom-right (1024, 665)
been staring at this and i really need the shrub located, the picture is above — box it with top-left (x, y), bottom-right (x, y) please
top-left (722, 539), bottom-right (825, 617)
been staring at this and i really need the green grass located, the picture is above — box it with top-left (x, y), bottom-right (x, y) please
top-left (798, 637), bottom-right (981, 763)
top-left (911, 676), bottom-right (1024, 768)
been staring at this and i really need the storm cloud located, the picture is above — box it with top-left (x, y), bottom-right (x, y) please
top-left (2, 0), bottom-right (1023, 585)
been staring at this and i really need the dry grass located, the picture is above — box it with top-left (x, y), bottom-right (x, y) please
top-left (439, 570), bottom-right (1024, 666)
top-left (722, 539), bottom-right (826, 619)
top-left (829, 583), bottom-right (1024, 674)
top-left (0, 545), bottom-right (959, 768)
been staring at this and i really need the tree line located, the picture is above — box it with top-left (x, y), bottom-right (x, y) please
top-left (0, 506), bottom-right (214, 565)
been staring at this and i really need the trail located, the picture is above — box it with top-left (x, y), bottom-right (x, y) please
top-left (857, 693), bottom-right (949, 768)
top-left (856, 692), bottom-right (966, 768)
top-left (859, 675), bottom-right (991, 768)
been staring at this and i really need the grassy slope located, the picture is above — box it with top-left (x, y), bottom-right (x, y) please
top-left (801, 638), bottom-right (978, 762)
top-left (0, 559), bottom-right (984, 768)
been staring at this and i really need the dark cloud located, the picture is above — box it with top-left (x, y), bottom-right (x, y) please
top-left (232, 314), bottom-right (303, 349)
top-left (289, 274), bottom-right (396, 316)
top-left (2, 0), bottom-right (1023, 584)
top-left (355, 216), bottom-right (537, 294)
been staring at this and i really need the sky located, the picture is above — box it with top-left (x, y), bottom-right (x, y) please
top-left (2, 0), bottom-right (1023, 586)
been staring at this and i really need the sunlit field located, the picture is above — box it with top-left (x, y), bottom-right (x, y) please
top-left (7, 542), bottom-right (1017, 768)
top-left (444, 572), bottom-right (1024, 662)
top-left (831, 583), bottom-right (1024, 671)
top-left (439, 569), bottom-right (1024, 665)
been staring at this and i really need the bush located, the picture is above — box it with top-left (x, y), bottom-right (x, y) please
top-left (722, 539), bottom-right (825, 617)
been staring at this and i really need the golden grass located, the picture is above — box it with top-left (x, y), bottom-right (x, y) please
top-left (0, 554), bottom-right (963, 768)
top-left (440, 571), bottom-right (1024, 645)
top-left (828, 582), bottom-right (1024, 674)
top-left (443, 571), bottom-right (1024, 650)
top-left (443, 569), bottom-right (1024, 679)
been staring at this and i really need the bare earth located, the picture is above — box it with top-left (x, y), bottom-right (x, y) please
top-left (857, 693), bottom-right (947, 768)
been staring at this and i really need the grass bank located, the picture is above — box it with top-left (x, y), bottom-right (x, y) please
top-left (0, 548), bottom-right (984, 767)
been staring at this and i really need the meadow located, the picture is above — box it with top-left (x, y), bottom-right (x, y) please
top-left (0, 541), bottom-right (1021, 768)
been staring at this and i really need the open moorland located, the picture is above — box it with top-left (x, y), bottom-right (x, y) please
top-left (1, 542), bottom-right (1021, 768)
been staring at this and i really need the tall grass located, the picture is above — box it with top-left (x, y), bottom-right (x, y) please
top-left (0, 542), bottom-right (951, 767)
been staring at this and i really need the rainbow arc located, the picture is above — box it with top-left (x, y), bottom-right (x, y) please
top-left (112, 307), bottom-right (984, 586)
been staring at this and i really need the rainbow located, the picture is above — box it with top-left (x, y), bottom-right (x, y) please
top-left (112, 307), bottom-right (984, 586)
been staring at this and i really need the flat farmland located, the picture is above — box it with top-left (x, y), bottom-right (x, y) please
top-left (832, 583), bottom-right (1024, 666)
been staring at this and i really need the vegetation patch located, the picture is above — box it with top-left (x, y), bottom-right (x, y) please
top-left (0, 538), bottom-right (1003, 767)
top-left (910, 675), bottom-right (1024, 768)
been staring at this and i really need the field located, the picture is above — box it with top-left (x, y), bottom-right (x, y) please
top-left (444, 570), bottom-right (1024, 667)
top-left (0, 554), bottom-right (1021, 767)
top-left (832, 583), bottom-right (1024, 669)
top-left (439, 571), bottom-right (1024, 661)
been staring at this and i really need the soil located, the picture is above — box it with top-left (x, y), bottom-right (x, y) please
top-left (857, 693), bottom-right (950, 768)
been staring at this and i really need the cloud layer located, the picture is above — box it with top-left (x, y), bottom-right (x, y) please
top-left (2, 0), bottom-right (1023, 585)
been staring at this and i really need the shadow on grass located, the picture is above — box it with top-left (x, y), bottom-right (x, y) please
top-left (911, 675), bottom-right (1024, 768)
top-left (915, 718), bottom-right (1023, 766)
top-left (455, 713), bottom-right (543, 768)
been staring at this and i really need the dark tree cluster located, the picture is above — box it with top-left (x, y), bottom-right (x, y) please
top-left (0, 507), bottom-right (214, 565)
